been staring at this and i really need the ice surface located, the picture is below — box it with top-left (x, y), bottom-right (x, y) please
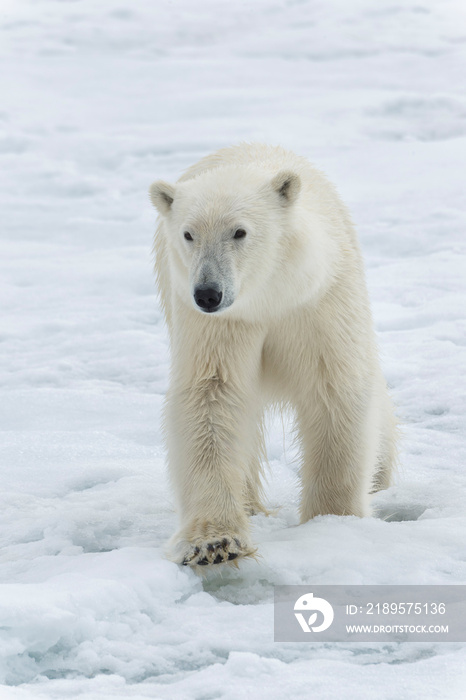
top-left (1, 0), bottom-right (465, 698)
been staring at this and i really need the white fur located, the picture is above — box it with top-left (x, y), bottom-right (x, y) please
top-left (150, 143), bottom-right (397, 567)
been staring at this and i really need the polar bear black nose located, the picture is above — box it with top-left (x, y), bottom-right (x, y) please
top-left (194, 285), bottom-right (223, 312)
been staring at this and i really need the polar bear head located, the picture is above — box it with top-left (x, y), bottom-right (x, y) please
top-left (150, 165), bottom-right (302, 320)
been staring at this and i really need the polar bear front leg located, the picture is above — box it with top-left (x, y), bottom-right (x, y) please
top-left (297, 387), bottom-right (375, 522)
top-left (165, 370), bottom-right (261, 567)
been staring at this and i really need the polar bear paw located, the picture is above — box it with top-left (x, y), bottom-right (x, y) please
top-left (169, 531), bottom-right (256, 568)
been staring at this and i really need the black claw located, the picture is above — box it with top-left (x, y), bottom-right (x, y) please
top-left (213, 553), bottom-right (224, 564)
top-left (207, 543), bottom-right (215, 552)
top-left (182, 560), bottom-right (189, 566)
top-left (197, 558), bottom-right (209, 565)
top-left (221, 538), bottom-right (229, 549)
top-left (234, 538), bottom-right (241, 548)
top-left (228, 552), bottom-right (238, 561)
top-left (193, 546), bottom-right (200, 555)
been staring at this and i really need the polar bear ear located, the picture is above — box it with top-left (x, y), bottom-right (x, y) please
top-left (149, 180), bottom-right (176, 215)
top-left (271, 170), bottom-right (301, 206)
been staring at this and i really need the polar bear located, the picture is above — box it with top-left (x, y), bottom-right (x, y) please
top-left (149, 143), bottom-right (397, 568)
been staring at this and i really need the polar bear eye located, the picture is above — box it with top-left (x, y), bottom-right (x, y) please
top-left (184, 232), bottom-right (193, 241)
top-left (233, 229), bottom-right (247, 239)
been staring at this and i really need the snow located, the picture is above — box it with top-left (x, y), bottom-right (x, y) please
top-left (1, 0), bottom-right (465, 697)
